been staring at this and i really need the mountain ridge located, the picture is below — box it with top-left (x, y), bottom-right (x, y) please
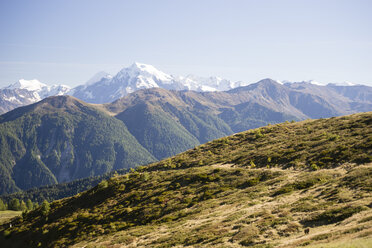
top-left (1, 62), bottom-right (372, 115)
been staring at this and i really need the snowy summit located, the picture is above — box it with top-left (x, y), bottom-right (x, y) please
top-left (71, 62), bottom-right (241, 104)
top-left (6, 79), bottom-right (47, 92)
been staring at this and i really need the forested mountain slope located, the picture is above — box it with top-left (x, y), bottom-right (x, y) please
top-left (0, 96), bottom-right (155, 194)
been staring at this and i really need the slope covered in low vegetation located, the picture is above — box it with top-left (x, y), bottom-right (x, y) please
top-left (150, 111), bottom-right (371, 171)
top-left (0, 112), bottom-right (371, 248)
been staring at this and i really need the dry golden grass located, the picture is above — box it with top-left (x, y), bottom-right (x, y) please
top-left (68, 164), bottom-right (372, 248)
top-left (0, 211), bottom-right (21, 225)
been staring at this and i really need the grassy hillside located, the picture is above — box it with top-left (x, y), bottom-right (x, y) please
top-left (149, 111), bottom-right (371, 171)
top-left (0, 112), bottom-right (371, 248)
top-left (0, 96), bottom-right (155, 194)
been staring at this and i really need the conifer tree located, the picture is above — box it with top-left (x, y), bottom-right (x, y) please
top-left (8, 199), bottom-right (20, 211)
top-left (26, 199), bottom-right (33, 210)
top-left (0, 199), bottom-right (6, 211)
top-left (20, 200), bottom-right (27, 212)
top-left (41, 200), bottom-right (50, 216)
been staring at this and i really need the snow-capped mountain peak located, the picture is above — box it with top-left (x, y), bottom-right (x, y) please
top-left (5, 79), bottom-right (71, 96)
top-left (70, 62), bottom-right (182, 103)
top-left (0, 79), bottom-right (72, 114)
top-left (116, 62), bottom-right (173, 83)
top-left (6, 79), bottom-right (47, 92)
top-left (75, 62), bottom-right (246, 102)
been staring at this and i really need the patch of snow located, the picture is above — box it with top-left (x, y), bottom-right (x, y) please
top-left (327, 82), bottom-right (356, 86)
top-left (307, 80), bottom-right (326, 86)
top-left (85, 71), bottom-right (112, 85)
top-left (282, 80), bottom-right (327, 86)
top-left (200, 85), bottom-right (218, 91)
top-left (176, 74), bottom-right (243, 92)
top-left (6, 79), bottom-right (47, 91)
top-left (3, 96), bottom-right (19, 103)
top-left (32, 92), bottom-right (42, 101)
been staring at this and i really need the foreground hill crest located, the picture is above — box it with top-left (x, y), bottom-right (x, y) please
top-left (0, 112), bottom-right (371, 247)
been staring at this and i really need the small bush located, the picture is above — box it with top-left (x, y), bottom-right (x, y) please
top-left (240, 177), bottom-right (260, 188)
top-left (255, 129), bottom-right (264, 139)
top-left (98, 180), bottom-right (108, 189)
top-left (311, 233), bottom-right (332, 241)
top-left (302, 205), bottom-right (367, 227)
top-left (327, 133), bottom-right (340, 141)
top-left (3, 230), bottom-right (11, 238)
top-left (273, 185), bottom-right (294, 196)
top-left (310, 163), bottom-right (319, 171)
top-left (283, 222), bottom-right (301, 233)
top-left (232, 225), bottom-right (259, 245)
top-left (112, 235), bottom-right (135, 245)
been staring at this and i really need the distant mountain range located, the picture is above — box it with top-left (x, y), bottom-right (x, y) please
top-left (7, 62), bottom-right (371, 114)
top-left (0, 62), bottom-right (248, 112)
top-left (1, 77), bottom-right (372, 195)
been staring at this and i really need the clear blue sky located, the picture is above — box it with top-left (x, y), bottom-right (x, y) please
top-left (0, 0), bottom-right (371, 87)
